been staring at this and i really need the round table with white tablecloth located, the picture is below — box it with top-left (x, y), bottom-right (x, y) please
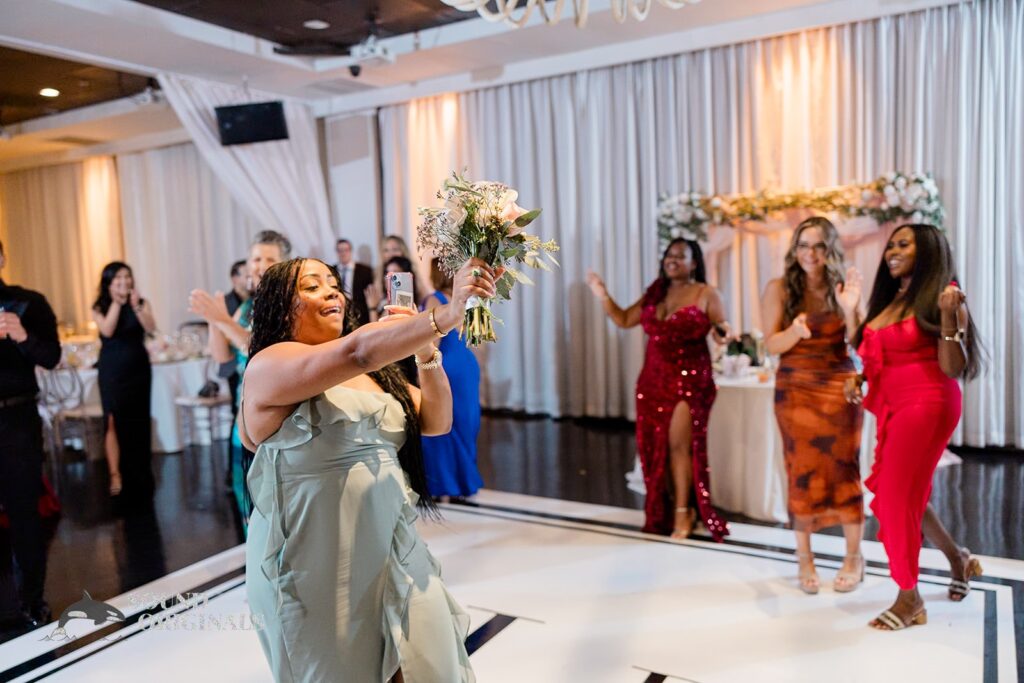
top-left (627, 370), bottom-right (878, 524)
top-left (77, 357), bottom-right (231, 453)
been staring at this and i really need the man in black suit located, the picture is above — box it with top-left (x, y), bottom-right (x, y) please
top-left (0, 239), bottom-right (60, 629)
top-left (334, 238), bottom-right (373, 326)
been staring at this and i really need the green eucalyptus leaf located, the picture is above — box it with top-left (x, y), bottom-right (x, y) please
top-left (514, 208), bottom-right (542, 227)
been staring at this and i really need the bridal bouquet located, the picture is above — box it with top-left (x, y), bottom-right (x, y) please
top-left (417, 171), bottom-right (559, 346)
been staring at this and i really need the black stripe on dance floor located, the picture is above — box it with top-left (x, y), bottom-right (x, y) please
top-left (465, 613), bottom-right (518, 656)
top-left (448, 500), bottom-right (1019, 683)
top-left (0, 568), bottom-right (245, 683)
top-left (4, 502), bottom-right (1019, 682)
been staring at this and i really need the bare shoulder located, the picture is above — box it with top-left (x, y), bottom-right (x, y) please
top-left (700, 283), bottom-right (722, 304)
top-left (244, 342), bottom-right (302, 380)
top-left (763, 277), bottom-right (785, 299)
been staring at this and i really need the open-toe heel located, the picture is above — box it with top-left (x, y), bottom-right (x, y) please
top-left (870, 607), bottom-right (927, 631)
top-left (670, 507), bottom-right (696, 540)
top-left (834, 553), bottom-right (865, 593)
top-left (795, 551), bottom-right (819, 595)
top-left (949, 549), bottom-right (983, 602)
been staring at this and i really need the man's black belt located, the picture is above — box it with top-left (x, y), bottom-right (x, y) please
top-left (0, 393), bottom-right (37, 409)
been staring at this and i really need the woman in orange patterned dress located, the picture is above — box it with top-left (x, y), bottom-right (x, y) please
top-left (762, 217), bottom-right (865, 594)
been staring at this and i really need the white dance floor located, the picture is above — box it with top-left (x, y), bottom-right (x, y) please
top-left (1, 490), bottom-right (1019, 682)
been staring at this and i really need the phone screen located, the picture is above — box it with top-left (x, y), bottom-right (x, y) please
top-left (0, 299), bottom-right (28, 317)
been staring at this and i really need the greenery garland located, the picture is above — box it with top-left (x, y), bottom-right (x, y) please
top-left (657, 172), bottom-right (945, 246)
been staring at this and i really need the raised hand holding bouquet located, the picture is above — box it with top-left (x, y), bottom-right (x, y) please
top-left (417, 172), bottom-right (560, 346)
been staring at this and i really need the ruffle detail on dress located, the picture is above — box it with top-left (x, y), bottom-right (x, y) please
top-left (249, 395), bottom-right (383, 611)
top-left (857, 328), bottom-right (884, 417)
top-left (263, 394), bottom-right (388, 452)
top-left (857, 328), bottom-right (886, 497)
top-left (381, 493), bottom-right (475, 683)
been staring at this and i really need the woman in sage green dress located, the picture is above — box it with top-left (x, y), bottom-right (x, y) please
top-left (240, 257), bottom-right (495, 682)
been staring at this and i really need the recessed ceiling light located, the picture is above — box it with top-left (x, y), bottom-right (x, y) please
top-left (39, 88), bottom-right (60, 98)
top-left (303, 19), bottom-right (330, 30)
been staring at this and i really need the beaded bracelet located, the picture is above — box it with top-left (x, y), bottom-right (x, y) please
top-left (416, 348), bottom-right (443, 370)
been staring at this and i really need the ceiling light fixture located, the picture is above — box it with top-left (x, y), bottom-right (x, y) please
top-left (39, 87), bottom-right (60, 97)
top-left (303, 19), bottom-right (330, 29)
top-left (441, 0), bottom-right (701, 28)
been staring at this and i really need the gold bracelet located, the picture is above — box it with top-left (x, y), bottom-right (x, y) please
top-left (428, 309), bottom-right (445, 337)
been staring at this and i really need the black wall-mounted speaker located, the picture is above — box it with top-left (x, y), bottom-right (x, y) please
top-left (214, 101), bottom-right (289, 146)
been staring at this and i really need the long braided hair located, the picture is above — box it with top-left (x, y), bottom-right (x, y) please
top-left (249, 258), bottom-right (436, 513)
top-left (781, 217), bottom-right (846, 326)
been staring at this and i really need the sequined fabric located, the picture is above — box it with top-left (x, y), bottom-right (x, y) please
top-left (635, 281), bottom-right (728, 541)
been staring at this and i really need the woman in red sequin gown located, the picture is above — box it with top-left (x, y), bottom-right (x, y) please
top-left (848, 224), bottom-right (984, 631)
top-left (588, 239), bottom-right (730, 541)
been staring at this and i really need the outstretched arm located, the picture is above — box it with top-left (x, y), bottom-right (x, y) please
top-left (586, 271), bottom-right (643, 329)
top-left (244, 260), bottom-right (493, 411)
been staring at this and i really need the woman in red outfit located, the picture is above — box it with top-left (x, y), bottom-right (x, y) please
top-left (588, 239), bottom-right (730, 540)
top-left (847, 223), bottom-right (984, 630)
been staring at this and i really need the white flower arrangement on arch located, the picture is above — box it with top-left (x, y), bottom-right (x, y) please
top-left (657, 171), bottom-right (945, 249)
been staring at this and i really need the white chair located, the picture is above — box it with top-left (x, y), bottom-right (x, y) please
top-left (174, 376), bottom-right (231, 451)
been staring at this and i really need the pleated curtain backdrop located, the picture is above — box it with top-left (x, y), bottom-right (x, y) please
top-left (0, 157), bottom-right (124, 329)
top-left (158, 73), bottom-right (336, 260)
top-left (116, 143), bottom-right (264, 333)
top-left (377, 0), bottom-right (1024, 447)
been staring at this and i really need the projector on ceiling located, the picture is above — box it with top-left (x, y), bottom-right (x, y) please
top-left (349, 35), bottom-right (395, 67)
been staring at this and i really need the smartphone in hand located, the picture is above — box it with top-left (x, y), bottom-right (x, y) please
top-left (0, 300), bottom-right (28, 317)
top-left (385, 272), bottom-right (415, 312)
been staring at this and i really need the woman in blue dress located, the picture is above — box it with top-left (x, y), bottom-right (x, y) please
top-left (421, 258), bottom-right (484, 499)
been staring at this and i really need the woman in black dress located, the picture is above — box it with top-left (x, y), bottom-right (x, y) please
top-left (91, 262), bottom-right (156, 499)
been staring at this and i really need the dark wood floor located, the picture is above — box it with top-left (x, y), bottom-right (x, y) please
top-left (1, 413), bottom-right (1021, 644)
top-left (477, 412), bottom-right (1024, 560)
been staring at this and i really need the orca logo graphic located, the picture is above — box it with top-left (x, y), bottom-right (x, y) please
top-left (42, 591), bottom-right (126, 641)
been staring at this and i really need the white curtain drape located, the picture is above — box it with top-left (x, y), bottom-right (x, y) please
top-left (116, 143), bottom-right (263, 333)
top-left (379, 0), bottom-right (1024, 447)
top-left (0, 157), bottom-right (123, 329)
top-left (157, 73), bottom-right (335, 259)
